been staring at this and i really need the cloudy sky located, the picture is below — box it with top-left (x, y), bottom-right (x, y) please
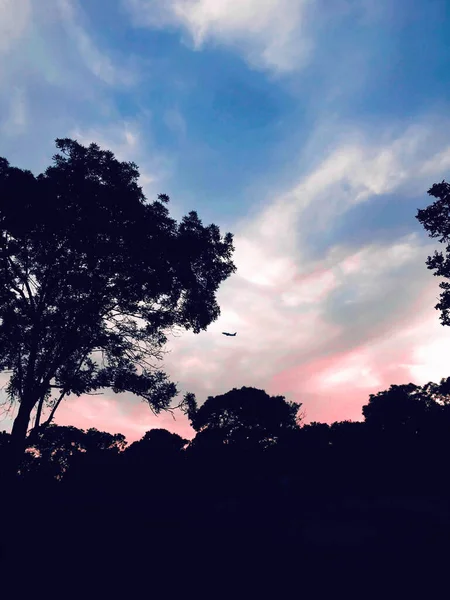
top-left (1, 0), bottom-right (450, 441)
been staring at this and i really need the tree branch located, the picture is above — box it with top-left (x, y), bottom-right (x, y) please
top-left (33, 394), bottom-right (45, 431)
top-left (33, 346), bottom-right (93, 434)
top-left (41, 389), bottom-right (67, 429)
top-left (6, 254), bottom-right (36, 313)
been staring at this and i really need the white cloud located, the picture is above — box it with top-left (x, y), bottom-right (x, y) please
top-left (319, 352), bottom-right (382, 389)
top-left (245, 121), bottom-right (450, 260)
top-left (0, 0), bottom-right (31, 55)
top-left (159, 118), bottom-right (450, 417)
top-left (420, 147), bottom-right (450, 177)
top-left (0, 0), bottom-right (144, 177)
top-left (0, 0), bottom-right (135, 90)
top-left (124, 0), bottom-right (392, 73)
top-left (161, 230), bottom-right (448, 424)
top-left (56, 0), bottom-right (136, 86)
top-left (164, 107), bottom-right (187, 138)
top-left (0, 87), bottom-right (27, 136)
top-left (407, 333), bottom-right (450, 385)
top-left (216, 123), bottom-right (448, 302)
top-left (281, 270), bottom-right (337, 307)
top-left (125, 0), bottom-right (314, 72)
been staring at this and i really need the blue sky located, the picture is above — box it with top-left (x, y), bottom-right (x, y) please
top-left (1, 0), bottom-right (450, 440)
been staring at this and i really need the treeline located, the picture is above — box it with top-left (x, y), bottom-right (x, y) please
top-left (2, 382), bottom-right (450, 591)
top-left (2, 380), bottom-right (450, 494)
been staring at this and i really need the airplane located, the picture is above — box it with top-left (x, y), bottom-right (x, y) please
top-left (222, 332), bottom-right (237, 337)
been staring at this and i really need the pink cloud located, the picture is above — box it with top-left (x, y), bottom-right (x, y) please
top-left (54, 394), bottom-right (194, 443)
top-left (281, 268), bottom-right (338, 306)
top-left (36, 240), bottom-right (450, 438)
top-left (268, 281), bottom-right (450, 423)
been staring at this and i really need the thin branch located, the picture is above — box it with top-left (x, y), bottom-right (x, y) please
top-left (41, 389), bottom-right (67, 428)
top-left (38, 346), bottom-right (93, 430)
top-left (34, 394), bottom-right (45, 431)
top-left (23, 277), bottom-right (36, 311)
top-left (6, 254), bottom-right (36, 313)
top-left (16, 345), bottom-right (24, 398)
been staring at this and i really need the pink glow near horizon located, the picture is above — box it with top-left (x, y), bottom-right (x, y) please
top-left (54, 395), bottom-right (195, 442)
top-left (268, 282), bottom-right (450, 423)
top-left (3, 135), bottom-right (450, 444)
top-left (51, 233), bottom-right (450, 443)
top-left (0, 236), bottom-right (436, 445)
top-left (0, 247), bottom-right (448, 444)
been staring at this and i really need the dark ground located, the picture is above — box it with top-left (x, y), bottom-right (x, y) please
top-left (2, 481), bottom-right (449, 597)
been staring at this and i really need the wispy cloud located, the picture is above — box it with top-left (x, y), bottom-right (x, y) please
top-left (0, 0), bottom-right (32, 56)
top-left (0, 87), bottom-right (27, 136)
top-left (56, 0), bottom-right (137, 86)
top-left (164, 107), bottom-right (187, 138)
top-left (158, 117), bottom-right (450, 425)
top-left (51, 112), bottom-right (448, 439)
top-left (125, 0), bottom-right (316, 72)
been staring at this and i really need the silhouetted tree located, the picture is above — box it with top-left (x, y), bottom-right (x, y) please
top-left (22, 424), bottom-right (127, 481)
top-left (363, 379), bottom-right (450, 450)
top-left (125, 428), bottom-right (187, 461)
top-left (328, 420), bottom-right (367, 456)
top-left (417, 179), bottom-right (450, 326)
top-left (22, 424), bottom-right (86, 481)
top-left (421, 377), bottom-right (450, 404)
top-left (362, 383), bottom-right (437, 434)
top-left (0, 430), bottom-right (10, 463)
top-left (0, 139), bottom-right (235, 476)
top-left (300, 421), bottom-right (330, 441)
top-left (116, 429), bottom-right (188, 514)
top-left (189, 386), bottom-right (301, 449)
top-left (81, 427), bottom-right (127, 454)
top-left (361, 381), bottom-right (450, 493)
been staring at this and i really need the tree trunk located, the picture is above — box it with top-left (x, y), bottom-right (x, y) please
top-left (1, 397), bottom-right (34, 484)
top-left (34, 395), bottom-right (45, 431)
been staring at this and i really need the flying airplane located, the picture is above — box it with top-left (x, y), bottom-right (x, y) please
top-left (222, 332), bottom-right (237, 337)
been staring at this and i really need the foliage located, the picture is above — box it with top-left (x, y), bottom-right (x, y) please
top-left (189, 386), bottom-right (301, 448)
top-left (417, 180), bottom-right (450, 325)
top-left (125, 428), bottom-right (187, 461)
top-left (22, 424), bottom-right (126, 480)
top-left (362, 383), bottom-right (440, 432)
top-left (0, 138), bottom-right (235, 466)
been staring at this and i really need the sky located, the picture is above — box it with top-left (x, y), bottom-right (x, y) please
top-left (1, 0), bottom-right (450, 442)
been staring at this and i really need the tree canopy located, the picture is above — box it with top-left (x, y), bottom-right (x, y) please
top-left (417, 179), bottom-right (450, 325)
top-left (188, 386), bottom-right (302, 448)
top-left (362, 379), bottom-right (450, 439)
top-left (21, 424), bottom-right (127, 481)
top-left (125, 428), bottom-right (187, 461)
top-left (0, 138), bottom-right (235, 474)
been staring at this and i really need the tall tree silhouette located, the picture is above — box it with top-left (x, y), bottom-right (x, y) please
top-left (417, 179), bottom-right (450, 325)
top-left (125, 428), bottom-right (187, 463)
top-left (362, 380), bottom-right (450, 440)
top-left (189, 386), bottom-right (301, 448)
top-left (0, 139), bottom-right (236, 477)
top-left (362, 383), bottom-right (436, 433)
